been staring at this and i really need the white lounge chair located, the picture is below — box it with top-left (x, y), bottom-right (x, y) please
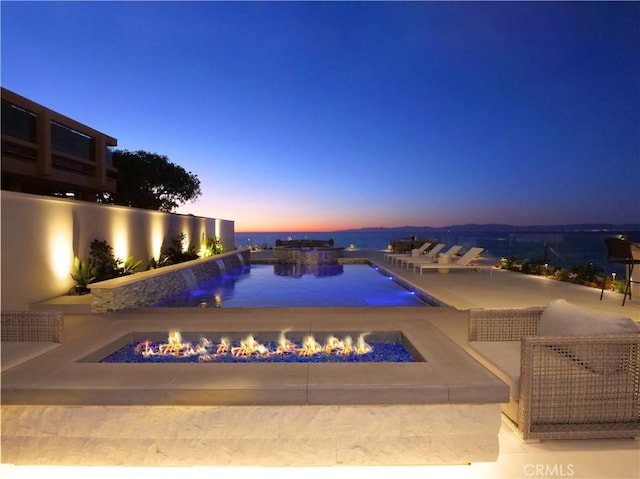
top-left (392, 241), bottom-right (434, 265)
top-left (410, 241), bottom-right (433, 256)
top-left (415, 247), bottom-right (491, 275)
top-left (409, 245), bottom-right (464, 272)
top-left (399, 243), bottom-right (446, 268)
top-left (385, 241), bottom-right (432, 264)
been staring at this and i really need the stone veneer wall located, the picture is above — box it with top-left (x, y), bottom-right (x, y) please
top-left (90, 249), bottom-right (249, 312)
top-left (274, 247), bottom-right (344, 264)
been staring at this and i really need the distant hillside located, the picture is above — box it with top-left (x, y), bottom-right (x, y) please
top-left (337, 224), bottom-right (640, 233)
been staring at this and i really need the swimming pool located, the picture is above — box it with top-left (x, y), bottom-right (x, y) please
top-left (151, 263), bottom-right (434, 308)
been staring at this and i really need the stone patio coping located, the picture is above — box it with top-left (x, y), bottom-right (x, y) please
top-left (1, 308), bottom-right (508, 406)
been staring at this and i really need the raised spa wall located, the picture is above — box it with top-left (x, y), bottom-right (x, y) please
top-left (274, 246), bottom-right (344, 264)
top-left (89, 249), bottom-right (250, 313)
top-left (268, 238), bottom-right (346, 265)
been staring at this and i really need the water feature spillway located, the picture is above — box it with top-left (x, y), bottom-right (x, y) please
top-left (179, 269), bottom-right (198, 289)
top-left (215, 258), bottom-right (227, 274)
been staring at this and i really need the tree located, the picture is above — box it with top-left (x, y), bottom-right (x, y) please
top-left (111, 150), bottom-right (202, 212)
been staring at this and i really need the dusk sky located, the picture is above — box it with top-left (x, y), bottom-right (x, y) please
top-left (2, 1), bottom-right (638, 232)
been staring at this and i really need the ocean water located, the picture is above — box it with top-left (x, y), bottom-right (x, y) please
top-left (235, 228), bottom-right (640, 273)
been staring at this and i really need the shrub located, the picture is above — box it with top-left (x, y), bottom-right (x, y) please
top-left (89, 239), bottom-right (120, 282)
top-left (88, 239), bottom-right (143, 280)
top-left (605, 278), bottom-right (628, 294)
top-left (553, 268), bottom-right (570, 282)
top-left (570, 263), bottom-right (603, 285)
top-left (156, 233), bottom-right (198, 267)
top-left (520, 259), bottom-right (547, 275)
top-left (498, 257), bottom-right (513, 270)
top-left (505, 257), bottom-right (547, 275)
top-left (199, 234), bottom-right (225, 257)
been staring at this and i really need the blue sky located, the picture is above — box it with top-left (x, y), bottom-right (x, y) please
top-left (2, 1), bottom-right (638, 231)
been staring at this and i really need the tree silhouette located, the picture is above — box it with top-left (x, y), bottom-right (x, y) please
top-left (111, 149), bottom-right (201, 212)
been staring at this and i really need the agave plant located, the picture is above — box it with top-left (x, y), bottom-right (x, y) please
top-left (70, 256), bottom-right (97, 294)
top-left (119, 256), bottom-right (143, 276)
top-left (609, 279), bottom-right (628, 294)
top-left (198, 234), bottom-right (225, 258)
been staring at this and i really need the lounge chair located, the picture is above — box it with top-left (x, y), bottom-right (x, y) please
top-left (415, 247), bottom-right (489, 275)
top-left (408, 245), bottom-right (464, 272)
top-left (468, 301), bottom-right (640, 440)
top-left (385, 241), bottom-right (432, 264)
top-left (398, 243), bottom-right (446, 268)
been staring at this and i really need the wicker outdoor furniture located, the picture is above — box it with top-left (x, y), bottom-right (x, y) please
top-left (468, 303), bottom-right (640, 441)
top-left (1, 310), bottom-right (64, 342)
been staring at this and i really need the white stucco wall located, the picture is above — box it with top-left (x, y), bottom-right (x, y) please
top-left (0, 191), bottom-right (234, 310)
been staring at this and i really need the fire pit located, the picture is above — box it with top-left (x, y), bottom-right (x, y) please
top-left (1, 307), bottom-right (509, 467)
top-left (100, 329), bottom-right (419, 363)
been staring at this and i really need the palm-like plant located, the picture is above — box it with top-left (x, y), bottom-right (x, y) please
top-left (70, 256), bottom-right (97, 294)
top-left (119, 256), bottom-right (143, 275)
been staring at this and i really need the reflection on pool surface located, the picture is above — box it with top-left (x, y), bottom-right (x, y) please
top-left (151, 264), bottom-right (432, 308)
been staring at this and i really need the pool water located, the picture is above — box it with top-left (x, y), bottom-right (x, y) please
top-left (151, 264), bottom-right (429, 308)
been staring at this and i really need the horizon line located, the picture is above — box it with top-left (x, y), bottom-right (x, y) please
top-left (235, 222), bottom-right (640, 234)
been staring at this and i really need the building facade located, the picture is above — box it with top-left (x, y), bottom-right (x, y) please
top-left (1, 87), bottom-right (118, 200)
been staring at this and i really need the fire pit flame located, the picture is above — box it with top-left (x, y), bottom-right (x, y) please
top-left (276, 330), bottom-right (296, 354)
top-left (356, 333), bottom-right (372, 355)
top-left (231, 334), bottom-right (270, 358)
top-left (135, 340), bottom-right (156, 357)
top-left (299, 335), bottom-right (323, 357)
top-left (135, 330), bottom-right (373, 361)
top-left (216, 337), bottom-right (230, 355)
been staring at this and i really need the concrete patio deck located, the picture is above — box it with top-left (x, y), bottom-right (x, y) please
top-left (2, 248), bottom-right (638, 477)
top-left (345, 248), bottom-right (640, 315)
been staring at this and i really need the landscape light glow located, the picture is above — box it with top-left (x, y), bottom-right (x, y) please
top-left (150, 216), bottom-right (164, 261)
top-left (45, 211), bottom-right (73, 280)
top-left (215, 218), bottom-right (222, 241)
top-left (111, 214), bottom-right (129, 261)
top-left (113, 230), bottom-right (129, 260)
top-left (49, 231), bottom-right (73, 280)
top-left (181, 232), bottom-right (190, 252)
